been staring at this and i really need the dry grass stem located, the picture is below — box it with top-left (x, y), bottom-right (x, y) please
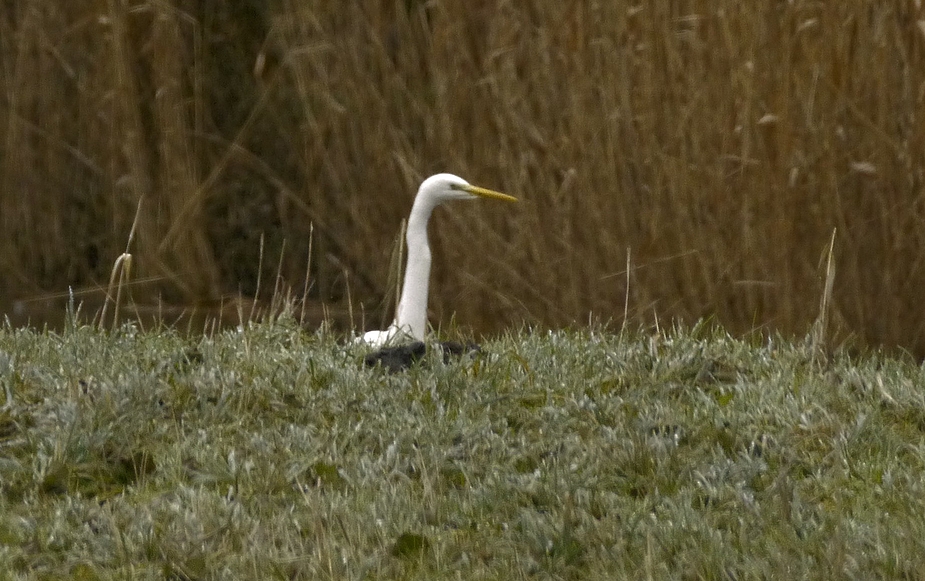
top-left (810, 228), bottom-right (838, 363)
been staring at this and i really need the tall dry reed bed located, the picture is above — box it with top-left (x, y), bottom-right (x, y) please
top-left (1, 1), bottom-right (924, 351)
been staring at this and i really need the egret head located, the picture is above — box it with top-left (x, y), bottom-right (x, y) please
top-left (417, 173), bottom-right (518, 206)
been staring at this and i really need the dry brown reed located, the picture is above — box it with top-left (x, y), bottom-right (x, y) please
top-left (1, 1), bottom-right (924, 352)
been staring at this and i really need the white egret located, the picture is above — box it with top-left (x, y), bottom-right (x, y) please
top-left (361, 173), bottom-right (517, 347)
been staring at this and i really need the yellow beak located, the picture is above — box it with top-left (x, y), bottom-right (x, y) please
top-left (455, 183), bottom-right (518, 202)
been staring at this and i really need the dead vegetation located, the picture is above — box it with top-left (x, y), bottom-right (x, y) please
top-left (1, 1), bottom-right (924, 351)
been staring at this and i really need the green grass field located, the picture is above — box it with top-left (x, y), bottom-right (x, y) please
top-left (2, 317), bottom-right (924, 579)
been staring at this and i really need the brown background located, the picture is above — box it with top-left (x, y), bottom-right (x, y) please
top-left (1, 1), bottom-right (924, 353)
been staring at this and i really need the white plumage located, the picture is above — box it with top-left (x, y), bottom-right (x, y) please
top-left (361, 173), bottom-right (516, 347)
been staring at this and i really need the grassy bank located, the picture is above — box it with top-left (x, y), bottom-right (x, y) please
top-left (1, 319), bottom-right (924, 578)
